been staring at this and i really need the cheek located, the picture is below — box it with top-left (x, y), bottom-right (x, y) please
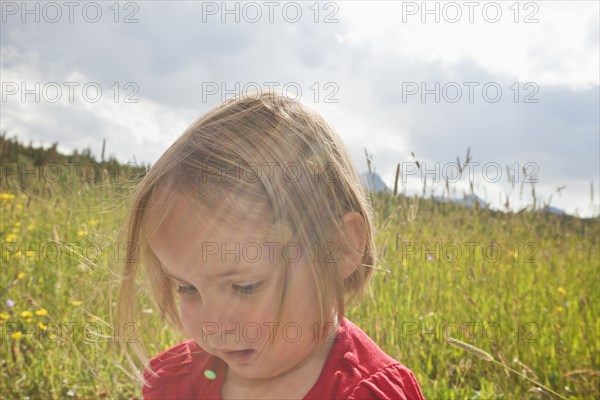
top-left (288, 268), bottom-right (320, 318)
top-left (179, 298), bottom-right (203, 335)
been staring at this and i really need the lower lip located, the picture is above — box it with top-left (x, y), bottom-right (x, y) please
top-left (222, 349), bottom-right (255, 362)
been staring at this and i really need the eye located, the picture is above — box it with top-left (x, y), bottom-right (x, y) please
top-left (233, 281), bottom-right (263, 296)
top-left (176, 284), bottom-right (198, 295)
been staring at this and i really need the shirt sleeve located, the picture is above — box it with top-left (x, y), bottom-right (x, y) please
top-left (142, 341), bottom-right (196, 400)
top-left (347, 364), bottom-right (426, 400)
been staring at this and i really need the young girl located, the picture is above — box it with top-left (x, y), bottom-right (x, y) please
top-left (117, 90), bottom-right (425, 399)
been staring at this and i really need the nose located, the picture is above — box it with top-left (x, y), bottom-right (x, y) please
top-left (201, 320), bottom-right (238, 335)
top-left (200, 298), bottom-right (239, 336)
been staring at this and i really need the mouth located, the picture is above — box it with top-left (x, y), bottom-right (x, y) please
top-left (219, 349), bottom-right (255, 362)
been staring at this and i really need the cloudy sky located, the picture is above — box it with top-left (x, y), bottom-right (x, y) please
top-left (2, 1), bottom-right (599, 217)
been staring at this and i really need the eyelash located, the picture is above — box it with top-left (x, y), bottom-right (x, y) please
top-left (175, 282), bottom-right (263, 297)
top-left (234, 282), bottom-right (263, 295)
top-left (176, 285), bottom-right (198, 295)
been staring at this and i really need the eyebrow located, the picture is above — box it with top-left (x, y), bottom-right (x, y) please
top-left (162, 267), bottom-right (258, 283)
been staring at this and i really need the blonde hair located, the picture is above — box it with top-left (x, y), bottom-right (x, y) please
top-left (116, 89), bottom-right (377, 383)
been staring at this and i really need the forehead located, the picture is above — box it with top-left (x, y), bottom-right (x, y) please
top-left (146, 194), bottom-right (280, 278)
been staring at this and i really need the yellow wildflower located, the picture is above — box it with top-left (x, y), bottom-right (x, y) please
top-left (557, 287), bottom-right (566, 295)
top-left (0, 193), bottom-right (16, 200)
top-left (16, 204), bottom-right (22, 209)
top-left (35, 309), bottom-right (48, 316)
top-left (21, 311), bottom-right (33, 318)
top-left (11, 331), bottom-right (22, 340)
top-left (76, 230), bottom-right (86, 238)
top-left (0, 312), bottom-right (9, 320)
top-left (37, 322), bottom-right (48, 331)
top-left (71, 300), bottom-right (82, 307)
top-left (14, 222), bottom-right (21, 227)
top-left (25, 251), bottom-right (36, 258)
top-left (6, 234), bottom-right (16, 242)
top-left (17, 272), bottom-right (25, 280)
top-left (556, 306), bottom-right (564, 313)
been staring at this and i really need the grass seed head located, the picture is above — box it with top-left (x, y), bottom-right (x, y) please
top-left (446, 337), bottom-right (494, 362)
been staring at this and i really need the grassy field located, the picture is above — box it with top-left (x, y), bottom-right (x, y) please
top-left (1, 138), bottom-right (598, 399)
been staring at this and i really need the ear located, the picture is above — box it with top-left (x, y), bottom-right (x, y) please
top-left (336, 212), bottom-right (367, 280)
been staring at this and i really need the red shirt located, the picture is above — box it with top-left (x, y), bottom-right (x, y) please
top-left (143, 318), bottom-right (425, 399)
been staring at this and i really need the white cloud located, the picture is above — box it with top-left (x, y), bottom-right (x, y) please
top-left (338, 1), bottom-right (600, 89)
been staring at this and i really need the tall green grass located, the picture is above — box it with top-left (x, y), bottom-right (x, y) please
top-left (1, 140), bottom-right (598, 399)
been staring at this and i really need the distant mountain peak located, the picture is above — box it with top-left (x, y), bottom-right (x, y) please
top-left (359, 171), bottom-right (390, 193)
top-left (541, 205), bottom-right (567, 215)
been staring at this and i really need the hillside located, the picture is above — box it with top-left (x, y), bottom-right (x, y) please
top-left (0, 135), bottom-right (598, 399)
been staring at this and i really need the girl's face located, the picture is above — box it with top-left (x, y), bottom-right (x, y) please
top-left (148, 196), bottom-right (335, 383)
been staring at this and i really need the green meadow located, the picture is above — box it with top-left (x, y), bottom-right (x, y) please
top-left (1, 136), bottom-right (598, 399)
